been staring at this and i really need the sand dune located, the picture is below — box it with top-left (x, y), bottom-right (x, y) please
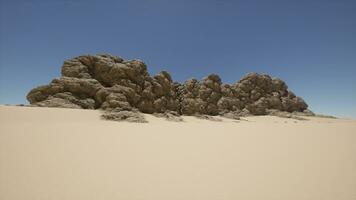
top-left (0, 105), bottom-right (355, 200)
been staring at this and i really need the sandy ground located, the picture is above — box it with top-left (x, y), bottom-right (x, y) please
top-left (0, 105), bottom-right (355, 200)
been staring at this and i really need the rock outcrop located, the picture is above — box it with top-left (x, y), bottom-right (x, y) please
top-left (27, 54), bottom-right (313, 121)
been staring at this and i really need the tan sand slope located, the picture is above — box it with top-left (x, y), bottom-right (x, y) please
top-left (1, 105), bottom-right (356, 200)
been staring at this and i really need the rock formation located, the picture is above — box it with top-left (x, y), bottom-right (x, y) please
top-left (27, 54), bottom-right (313, 122)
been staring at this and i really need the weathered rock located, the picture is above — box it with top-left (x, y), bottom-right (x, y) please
top-left (27, 53), bottom-right (311, 122)
top-left (295, 109), bottom-right (315, 116)
top-left (281, 96), bottom-right (308, 112)
top-left (246, 97), bottom-right (268, 115)
top-left (194, 115), bottom-right (222, 121)
top-left (101, 110), bottom-right (147, 123)
top-left (153, 111), bottom-right (183, 122)
top-left (266, 109), bottom-right (308, 120)
top-left (32, 96), bottom-right (82, 109)
top-left (220, 111), bottom-right (242, 120)
top-left (178, 74), bottom-right (223, 115)
top-left (27, 77), bottom-right (102, 109)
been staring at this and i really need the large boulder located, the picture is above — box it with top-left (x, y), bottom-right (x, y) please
top-left (27, 77), bottom-right (102, 109)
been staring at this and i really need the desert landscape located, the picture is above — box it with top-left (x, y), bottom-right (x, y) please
top-left (0, 105), bottom-right (355, 200)
top-left (1, 0), bottom-right (356, 198)
top-left (1, 53), bottom-right (356, 200)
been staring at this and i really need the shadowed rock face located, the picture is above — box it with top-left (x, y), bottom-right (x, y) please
top-left (27, 54), bottom-right (310, 116)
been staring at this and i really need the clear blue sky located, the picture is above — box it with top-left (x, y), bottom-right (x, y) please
top-left (0, 0), bottom-right (355, 118)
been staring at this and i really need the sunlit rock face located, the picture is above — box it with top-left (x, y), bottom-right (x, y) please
top-left (27, 54), bottom-right (309, 117)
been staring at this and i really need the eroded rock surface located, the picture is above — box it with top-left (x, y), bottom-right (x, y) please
top-left (27, 54), bottom-right (313, 122)
top-left (101, 110), bottom-right (147, 123)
